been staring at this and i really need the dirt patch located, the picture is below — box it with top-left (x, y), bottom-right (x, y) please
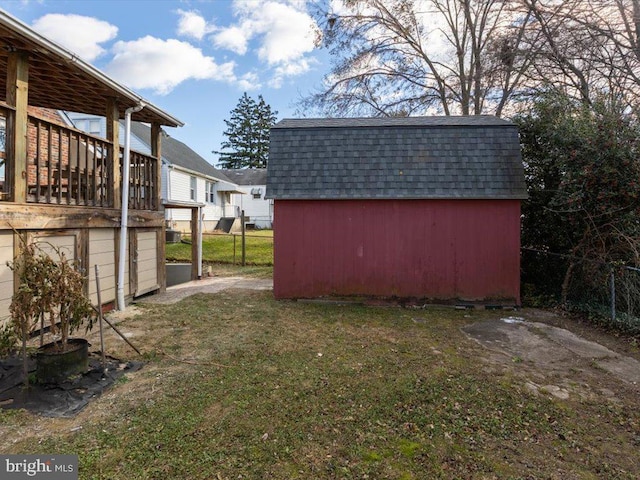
top-left (462, 309), bottom-right (640, 403)
top-left (139, 276), bottom-right (273, 305)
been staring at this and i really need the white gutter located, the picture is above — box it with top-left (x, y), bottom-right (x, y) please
top-left (117, 102), bottom-right (145, 311)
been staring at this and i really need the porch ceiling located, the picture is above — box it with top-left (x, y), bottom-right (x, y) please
top-left (0, 11), bottom-right (182, 127)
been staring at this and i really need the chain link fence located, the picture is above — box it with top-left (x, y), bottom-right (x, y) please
top-left (522, 248), bottom-right (640, 334)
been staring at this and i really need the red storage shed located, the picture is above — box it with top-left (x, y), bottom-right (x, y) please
top-left (266, 116), bottom-right (527, 305)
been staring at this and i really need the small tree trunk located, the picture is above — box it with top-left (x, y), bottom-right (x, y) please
top-left (561, 261), bottom-right (576, 304)
top-left (21, 333), bottom-right (28, 388)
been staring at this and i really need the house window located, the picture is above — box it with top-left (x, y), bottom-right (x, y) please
top-left (89, 119), bottom-right (101, 135)
top-left (251, 187), bottom-right (262, 199)
top-left (190, 176), bottom-right (197, 201)
top-left (206, 181), bottom-right (216, 203)
top-left (74, 118), bottom-right (101, 136)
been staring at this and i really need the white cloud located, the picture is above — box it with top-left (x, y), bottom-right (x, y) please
top-left (105, 36), bottom-right (237, 95)
top-left (32, 13), bottom-right (117, 62)
top-left (269, 57), bottom-right (316, 88)
top-left (176, 9), bottom-right (209, 40)
top-left (212, 24), bottom-right (250, 55)
top-left (254, 2), bottom-right (319, 65)
top-left (237, 71), bottom-right (262, 91)
top-left (210, 0), bottom-right (320, 86)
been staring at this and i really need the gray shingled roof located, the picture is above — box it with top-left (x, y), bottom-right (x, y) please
top-left (222, 169), bottom-right (267, 185)
top-left (266, 116), bottom-right (527, 200)
top-left (129, 122), bottom-right (233, 183)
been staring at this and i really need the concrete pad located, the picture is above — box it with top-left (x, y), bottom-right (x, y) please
top-left (138, 276), bottom-right (273, 305)
top-left (463, 317), bottom-right (640, 386)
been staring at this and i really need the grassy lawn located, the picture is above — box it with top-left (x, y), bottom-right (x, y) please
top-left (1, 291), bottom-right (639, 479)
top-left (166, 230), bottom-right (273, 266)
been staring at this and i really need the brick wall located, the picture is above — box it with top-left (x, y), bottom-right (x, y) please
top-left (25, 108), bottom-right (73, 187)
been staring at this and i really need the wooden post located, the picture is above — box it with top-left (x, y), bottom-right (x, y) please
top-left (150, 123), bottom-right (166, 289)
top-left (150, 122), bottom-right (162, 211)
top-left (94, 264), bottom-right (106, 367)
top-left (105, 98), bottom-right (120, 208)
top-left (6, 51), bottom-right (29, 203)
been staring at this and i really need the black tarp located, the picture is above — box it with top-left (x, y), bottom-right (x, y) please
top-left (0, 354), bottom-right (142, 417)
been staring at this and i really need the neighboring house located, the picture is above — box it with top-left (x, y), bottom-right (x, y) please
top-left (64, 114), bottom-right (242, 233)
top-left (0, 10), bottom-right (184, 323)
top-left (267, 116), bottom-right (528, 305)
top-left (221, 169), bottom-right (273, 229)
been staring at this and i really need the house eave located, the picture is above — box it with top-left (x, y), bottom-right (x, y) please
top-left (0, 10), bottom-right (183, 127)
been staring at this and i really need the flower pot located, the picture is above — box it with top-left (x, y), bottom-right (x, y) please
top-left (36, 338), bottom-right (89, 384)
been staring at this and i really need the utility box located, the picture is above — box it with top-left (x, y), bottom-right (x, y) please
top-left (166, 229), bottom-right (181, 243)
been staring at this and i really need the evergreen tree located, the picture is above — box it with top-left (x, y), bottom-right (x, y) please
top-left (214, 93), bottom-right (277, 169)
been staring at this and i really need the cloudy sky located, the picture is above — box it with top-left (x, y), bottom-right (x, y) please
top-left (2, 0), bottom-right (327, 163)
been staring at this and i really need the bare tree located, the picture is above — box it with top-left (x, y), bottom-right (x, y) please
top-left (573, 0), bottom-right (640, 111)
top-left (303, 0), bottom-right (539, 117)
top-left (513, 0), bottom-right (640, 111)
top-left (303, 0), bottom-right (640, 118)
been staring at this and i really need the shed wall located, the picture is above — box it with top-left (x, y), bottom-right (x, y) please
top-left (273, 199), bottom-right (521, 303)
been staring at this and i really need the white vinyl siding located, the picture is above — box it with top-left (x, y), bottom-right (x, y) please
top-left (167, 169), bottom-right (194, 222)
top-left (231, 183), bottom-right (273, 228)
top-left (165, 168), bottom-right (241, 231)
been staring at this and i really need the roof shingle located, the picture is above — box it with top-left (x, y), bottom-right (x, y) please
top-left (266, 116), bottom-right (527, 200)
top-left (129, 122), bottom-right (232, 183)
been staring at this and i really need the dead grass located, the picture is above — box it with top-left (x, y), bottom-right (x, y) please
top-left (0, 291), bottom-right (639, 479)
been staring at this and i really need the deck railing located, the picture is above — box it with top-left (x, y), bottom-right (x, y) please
top-left (0, 104), bottom-right (12, 201)
top-left (26, 115), bottom-right (114, 207)
top-left (0, 111), bottom-right (160, 211)
top-left (123, 148), bottom-right (159, 211)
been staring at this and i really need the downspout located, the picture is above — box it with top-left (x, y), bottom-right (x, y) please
top-left (117, 102), bottom-right (145, 311)
top-left (198, 207), bottom-right (203, 278)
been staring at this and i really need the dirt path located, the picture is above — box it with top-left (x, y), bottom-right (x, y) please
top-left (137, 276), bottom-right (273, 305)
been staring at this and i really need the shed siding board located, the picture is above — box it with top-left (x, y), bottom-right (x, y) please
top-left (135, 230), bottom-right (158, 295)
top-left (88, 229), bottom-right (116, 305)
top-left (0, 232), bottom-right (14, 325)
top-left (33, 234), bottom-right (76, 260)
top-left (274, 199), bottom-right (521, 302)
top-left (122, 230), bottom-right (130, 297)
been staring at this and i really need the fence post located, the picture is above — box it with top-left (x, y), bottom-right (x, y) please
top-left (241, 209), bottom-right (246, 266)
top-left (610, 268), bottom-right (616, 322)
